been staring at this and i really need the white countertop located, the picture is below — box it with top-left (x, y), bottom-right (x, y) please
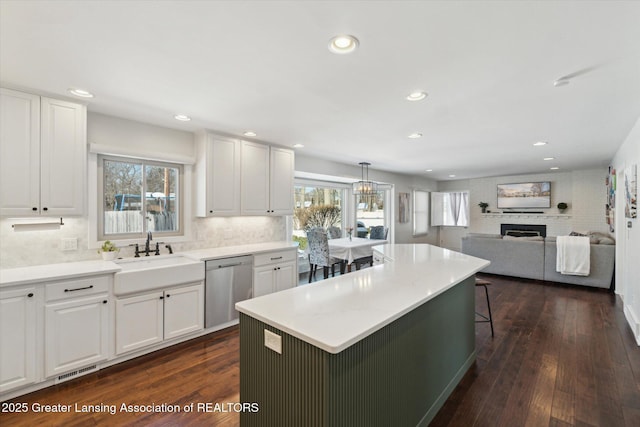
top-left (183, 241), bottom-right (298, 261)
top-left (0, 260), bottom-right (121, 287)
top-left (0, 241), bottom-right (298, 287)
top-left (236, 244), bottom-right (490, 354)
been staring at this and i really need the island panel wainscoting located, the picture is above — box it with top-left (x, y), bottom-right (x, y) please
top-left (236, 244), bottom-right (490, 427)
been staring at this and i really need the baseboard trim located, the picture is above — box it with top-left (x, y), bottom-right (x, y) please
top-left (623, 304), bottom-right (640, 346)
top-left (417, 350), bottom-right (477, 427)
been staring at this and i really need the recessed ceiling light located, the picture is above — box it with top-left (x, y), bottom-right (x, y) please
top-left (550, 167), bottom-right (560, 170)
top-left (328, 35), bottom-right (359, 54)
top-left (68, 88), bottom-right (94, 98)
top-left (174, 114), bottom-right (191, 121)
top-left (408, 132), bottom-right (423, 139)
top-left (533, 141), bottom-right (547, 146)
top-left (553, 79), bottom-right (570, 87)
top-left (425, 169), bottom-right (433, 172)
top-left (406, 91), bottom-right (427, 101)
top-left (293, 144), bottom-right (304, 148)
top-left (449, 174), bottom-right (456, 178)
top-left (543, 157), bottom-right (555, 161)
top-left (243, 131), bottom-right (257, 137)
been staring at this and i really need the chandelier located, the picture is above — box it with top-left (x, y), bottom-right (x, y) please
top-left (353, 162), bottom-right (378, 195)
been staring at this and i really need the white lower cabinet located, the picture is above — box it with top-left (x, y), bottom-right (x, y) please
top-left (116, 283), bottom-right (204, 355)
top-left (164, 284), bottom-right (205, 340)
top-left (0, 286), bottom-right (37, 393)
top-left (43, 275), bottom-right (111, 379)
top-left (115, 291), bottom-right (163, 354)
top-left (253, 249), bottom-right (297, 298)
top-left (44, 295), bottom-right (109, 378)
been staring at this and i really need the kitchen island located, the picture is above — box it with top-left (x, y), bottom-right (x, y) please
top-left (235, 244), bottom-right (490, 427)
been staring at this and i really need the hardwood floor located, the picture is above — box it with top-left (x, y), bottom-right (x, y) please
top-left (2, 275), bottom-right (639, 426)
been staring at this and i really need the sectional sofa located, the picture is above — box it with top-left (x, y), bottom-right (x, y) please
top-left (461, 233), bottom-right (615, 289)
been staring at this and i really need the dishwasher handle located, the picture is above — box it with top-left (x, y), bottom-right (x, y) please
top-left (206, 255), bottom-right (253, 271)
top-left (216, 262), bottom-right (243, 268)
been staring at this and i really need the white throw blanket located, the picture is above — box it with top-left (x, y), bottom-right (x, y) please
top-left (556, 236), bottom-right (590, 276)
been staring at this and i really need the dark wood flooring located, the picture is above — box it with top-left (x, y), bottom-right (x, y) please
top-left (2, 274), bottom-right (639, 426)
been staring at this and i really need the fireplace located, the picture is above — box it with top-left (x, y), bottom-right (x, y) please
top-left (500, 223), bottom-right (547, 238)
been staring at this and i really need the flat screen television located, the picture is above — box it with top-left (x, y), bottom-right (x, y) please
top-left (497, 181), bottom-right (551, 209)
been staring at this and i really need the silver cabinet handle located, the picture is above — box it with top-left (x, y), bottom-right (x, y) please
top-left (270, 256), bottom-right (283, 261)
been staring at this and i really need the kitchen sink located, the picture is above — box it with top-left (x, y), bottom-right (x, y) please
top-left (114, 255), bottom-right (205, 295)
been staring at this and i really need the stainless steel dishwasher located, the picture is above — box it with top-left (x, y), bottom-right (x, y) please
top-left (205, 255), bottom-right (253, 329)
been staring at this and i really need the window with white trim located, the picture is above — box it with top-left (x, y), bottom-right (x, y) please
top-left (413, 190), bottom-right (429, 236)
top-left (98, 155), bottom-right (183, 240)
top-left (431, 191), bottom-right (469, 227)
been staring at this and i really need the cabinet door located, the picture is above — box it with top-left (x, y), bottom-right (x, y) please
top-left (269, 147), bottom-right (295, 215)
top-left (0, 287), bottom-right (37, 393)
top-left (241, 141), bottom-right (270, 215)
top-left (164, 283), bottom-right (204, 340)
top-left (275, 261), bottom-right (297, 292)
top-left (40, 97), bottom-right (86, 215)
top-left (208, 137), bottom-right (241, 216)
top-left (253, 265), bottom-right (275, 298)
top-left (115, 291), bottom-right (163, 355)
top-left (45, 295), bottom-right (109, 378)
top-left (0, 88), bottom-right (40, 216)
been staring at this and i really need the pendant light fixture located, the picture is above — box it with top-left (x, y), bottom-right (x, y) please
top-left (353, 162), bottom-right (378, 195)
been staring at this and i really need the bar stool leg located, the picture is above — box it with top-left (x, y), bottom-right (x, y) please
top-left (483, 284), bottom-right (494, 337)
top-left (475, 279), bottom-right (494, 338)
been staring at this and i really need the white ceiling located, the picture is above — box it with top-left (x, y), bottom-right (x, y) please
top-left (2, 0), bottom-right (640, 181)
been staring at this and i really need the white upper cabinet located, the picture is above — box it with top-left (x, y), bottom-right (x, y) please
top-left (39, 97), bottom-right (86, 216)
top-left (269, 147), bottom-right (295, 215)
top-left (0, 88), bottom-right (86, 217)
top-left (241, 141), bottom-right (294, 216)
top-left (0, 89), bottom-right (40, 216)
top-left (194, 133), bottom-right (241, 217)
top-left (241, 141), bottom-right (271, 215)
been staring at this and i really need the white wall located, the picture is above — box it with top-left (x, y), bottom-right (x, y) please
top-left (612, 117), bottom-right (640, 345)
top-left (88, 113), bottom-right (195, 159)
top-left (437, 169), bottom-right (609, 250)
top-left (295, 155), bottom-right (440, 245)
top-left (0, 113), bottom-right (286, 268)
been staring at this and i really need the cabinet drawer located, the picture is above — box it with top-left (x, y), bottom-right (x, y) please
top-left (45, 275), bottom-right (110, 302)
top-left (254, 249), bottom-right (296, 267)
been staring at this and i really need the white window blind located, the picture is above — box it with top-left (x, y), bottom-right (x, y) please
top-left (413, 190), bottom-right (429, 236)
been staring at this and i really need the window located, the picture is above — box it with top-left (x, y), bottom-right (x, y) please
top-left (413, 190), bottom-right (429, 236)
top-left (355, 190), bottom-right (389, 237)
top-left (431, 191), bottom-right (469, 227)
top-left (293, 180), bottom-right (347, 248)
top-left (98, 156), bottom-right (182, 240)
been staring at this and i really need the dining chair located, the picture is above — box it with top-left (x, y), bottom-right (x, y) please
top-left (327, 226), bottom-right (342, 239)
top-left (353, 226), bottom-right (386, 270)
top-left (306, 227), bottom-right (343, 283)
top-left (369, 226), bottom-right (387, 240)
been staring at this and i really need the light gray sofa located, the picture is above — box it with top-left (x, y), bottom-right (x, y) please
top-left (461, 233), bottom-right (615, 289)
top-left (461, 234), bottom-right (544, 280)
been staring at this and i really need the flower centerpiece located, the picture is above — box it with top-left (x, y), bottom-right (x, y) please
top-left (346, 227), bottom-right (354, 241)
top-left (98, 240), bottom-right (119, 261)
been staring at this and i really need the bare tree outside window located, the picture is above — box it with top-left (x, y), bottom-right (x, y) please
top-left (101, 157), bottom-right (180, 238)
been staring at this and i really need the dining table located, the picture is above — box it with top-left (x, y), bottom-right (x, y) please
top-left (327, 237), bottom-right (387, 271)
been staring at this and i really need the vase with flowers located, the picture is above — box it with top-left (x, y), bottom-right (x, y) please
top-left (346, 227), bottom-right (354, 241)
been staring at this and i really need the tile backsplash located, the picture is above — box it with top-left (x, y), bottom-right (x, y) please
top-left (0, 216), bottom-right (286, 269)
